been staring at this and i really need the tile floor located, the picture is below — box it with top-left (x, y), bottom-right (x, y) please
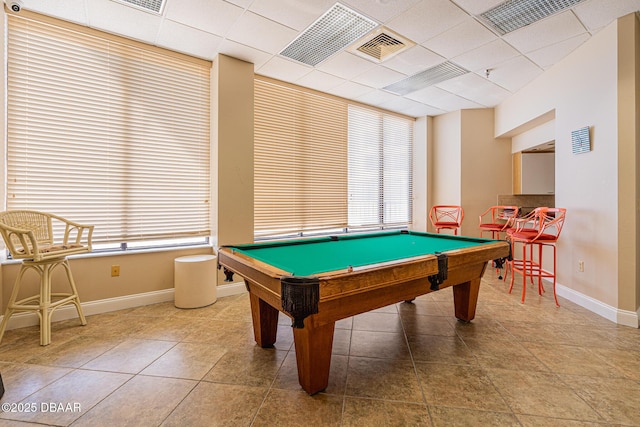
top-left (0, 269), bottom-right (639, 426)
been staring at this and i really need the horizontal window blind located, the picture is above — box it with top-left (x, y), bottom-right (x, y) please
top-left (254, 79), bottom-right (413, 239)
top-left (254, 79), bottom-right (348, 238)
top-left (7, 15), bottom-right (211, 244)
top-left (348, 107), bottom-right (382, 227)
top-left (348, 105), bottom-right (413, 229)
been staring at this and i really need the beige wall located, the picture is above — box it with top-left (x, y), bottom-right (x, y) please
top-left (430, 109), bottom-right (512, 236)
top-left (211, 54), bottom-right (255, 284)
top-left (1, 247), bottom-right (213, 311)
top-left (432, 111), bottom-right (462, 216)
top-left (617, 13), bottom-right (640, 312)
top-left (460, 109), bottom-right (513, 237)
top-left (412, 117), bottom-right (429, 232)
top-left (495, 14), bottom-right (638, 318)
top-left (511, 119), bottom-right (555, 153)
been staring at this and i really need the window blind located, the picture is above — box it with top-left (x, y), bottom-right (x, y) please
top-left (254, 78), bottom-right (413, 239)
top-left (348, 105), bottom-right (413, 229)
top-left (254, 79), bottom-right (348, 238)
top-left (6, 14), bottom-right (211, 244)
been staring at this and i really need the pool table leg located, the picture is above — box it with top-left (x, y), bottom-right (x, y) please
top-left (452, 278), bottom-right (481, 322)
top-left (249, 292), bottom-right (278, 347)
top-left (293, 318), bottom-right (335, 395)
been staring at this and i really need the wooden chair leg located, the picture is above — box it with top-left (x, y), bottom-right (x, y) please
top-left (0, 259), bottom-right (87, 347)
top-left (40, 263), bottom-right (52, 346)
top-left (0, 265), bottom-right (30, 345)
top-left (61, 260), bottom-right (87, 326)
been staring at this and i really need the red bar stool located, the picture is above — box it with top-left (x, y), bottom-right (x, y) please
top-left (479, 205), bottom-right (519, 239)
top-left (508, 208), bottom-right (566, 306)
top-left (429, 205), bottom-right (464, 235)
top-left (479, 205), bottom-right (519, 278)
top-left (502, 207), bottom-right (546, 283)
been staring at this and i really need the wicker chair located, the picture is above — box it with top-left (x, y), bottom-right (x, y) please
top-left (0, 210), bottom-right (93, 345)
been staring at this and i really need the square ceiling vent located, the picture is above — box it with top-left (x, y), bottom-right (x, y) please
top-left (383, 61), bottom-right (469, 95)
top-left (348, 27), bottom-right (415, 63)
top-left (111, 0), bottom-right (166, 14)
top-left (280, 3), bottom-right (378, 67)
top-left (480, 0), bottom-right (586, 35)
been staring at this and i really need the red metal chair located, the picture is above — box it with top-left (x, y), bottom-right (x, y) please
top-left (502, 207), bottom-right (548, 284)
top-left (479, 205), bottom-right (519, 278)
top-left (508, 207), bottom-right (566, 306)
top-left (478, 206), bottom-right (519, 239)
top-left (429, 205), bottom-right (464, 235)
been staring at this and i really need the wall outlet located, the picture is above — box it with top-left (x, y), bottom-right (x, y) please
top-left (578, 260), bottom-right (584, 272)
top-left (111, 265), bottom-right (120, 277)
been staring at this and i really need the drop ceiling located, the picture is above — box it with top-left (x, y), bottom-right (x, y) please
top-left (10, 0), bottom-right (640, 118)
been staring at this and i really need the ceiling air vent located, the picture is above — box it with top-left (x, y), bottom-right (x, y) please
top-left (383, 61), bottom-right (469, 96)
top-left (280, 3), bottom-right (378, 67)
top-left (111, 0), bottom-right (166, 14)
top-left (349, 27), bottom-right (415, 63)
top-left (480, 0), bottom-right (586, 35)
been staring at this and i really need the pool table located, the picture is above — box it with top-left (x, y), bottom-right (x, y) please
top-left (217, 230), bottom-right (510, 395)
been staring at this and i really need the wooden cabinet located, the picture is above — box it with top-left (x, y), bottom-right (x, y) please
top-left (513, 152), bottom-right (554, 194)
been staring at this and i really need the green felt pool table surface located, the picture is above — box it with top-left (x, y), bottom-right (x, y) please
top-left (226, 230), bottom-right (497, 277)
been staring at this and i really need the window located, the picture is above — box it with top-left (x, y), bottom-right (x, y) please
top-left (254, 78), bottom-right (348, 239)
top-left (254, 78), bottom-right (413, 240)
top-left (348, 105), bottom-right (413, 229)
top-left (6, 14), bottom-right (211, 249)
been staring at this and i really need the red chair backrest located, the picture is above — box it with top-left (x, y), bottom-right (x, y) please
top-left (430, 205), bottom-right (464, 225)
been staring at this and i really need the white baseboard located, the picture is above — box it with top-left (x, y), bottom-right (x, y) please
top-left (6, 279), bottom-right (637, 331)
top-left (216, 281), bottom-right (246, 298)
top-left (1, 282), bottom-right (248, 332)
top-left (556, 283), bottom-right (639, 328)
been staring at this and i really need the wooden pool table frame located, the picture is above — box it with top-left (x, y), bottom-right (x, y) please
top-left (218, 233), bottom-right (509, 395)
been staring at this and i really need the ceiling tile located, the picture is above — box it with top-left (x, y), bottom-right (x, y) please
top-left (400, 102), bottom-right (446, 117)
top-left (86, 0), bottom-right (161, 44)
top-left (436, 71), bottom-right (486, 94)
top-left (248, 0), bottom-right (336, 31)
top-left (256, 56), bottom-right (312, 81)
top-left (386, 0), bottom-right (469, 44)
top-left (356, 89), bottom-right (403, 107)
top-left (406, 85), bottom-right (484, 110)
top-left (20, 0), bottom-right (88, 25)
top-left (574, 0), bottom-right (640, 32)
top-left (383, 45), bottom-right (446, 75)
top-left (295, 70), bottom-right (346, 92)
top-left (326, 81), bottom-right (375, 99)
top-left (452, 38), bottom-right (520, 73)
top-left (224, 0), bottom-right (253, 8)
top-left (437, 72), bottom-right (511, 106)
top-left (487, 55), bottom-right (543, 92)
top-left (218, 40), bottom-right (273, 69)
top-left (14, 0), bottom-right (640, 117)
top-left (503, 10), bottom-right (587, 54)
top-left (352, 66), bottom-right (407, 89)
top-left (157, 20), bottom-right (223, 60)
top-left (316, 52), bottom-right (376, 79)
top-left (342, 0), bottom-right (422, 23)
top-left (378, 95), bottom-right (426, 112)
top-left (450, 0), bottom-right (504, 16)
top-left (527, 32), bottom-right (590, 69)
top-left (423, 17), bottom-right (498, 59)
top-left (226, 11), bottom-right (299, 54)
top-left (165, 0), bottom-right (244, 36)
